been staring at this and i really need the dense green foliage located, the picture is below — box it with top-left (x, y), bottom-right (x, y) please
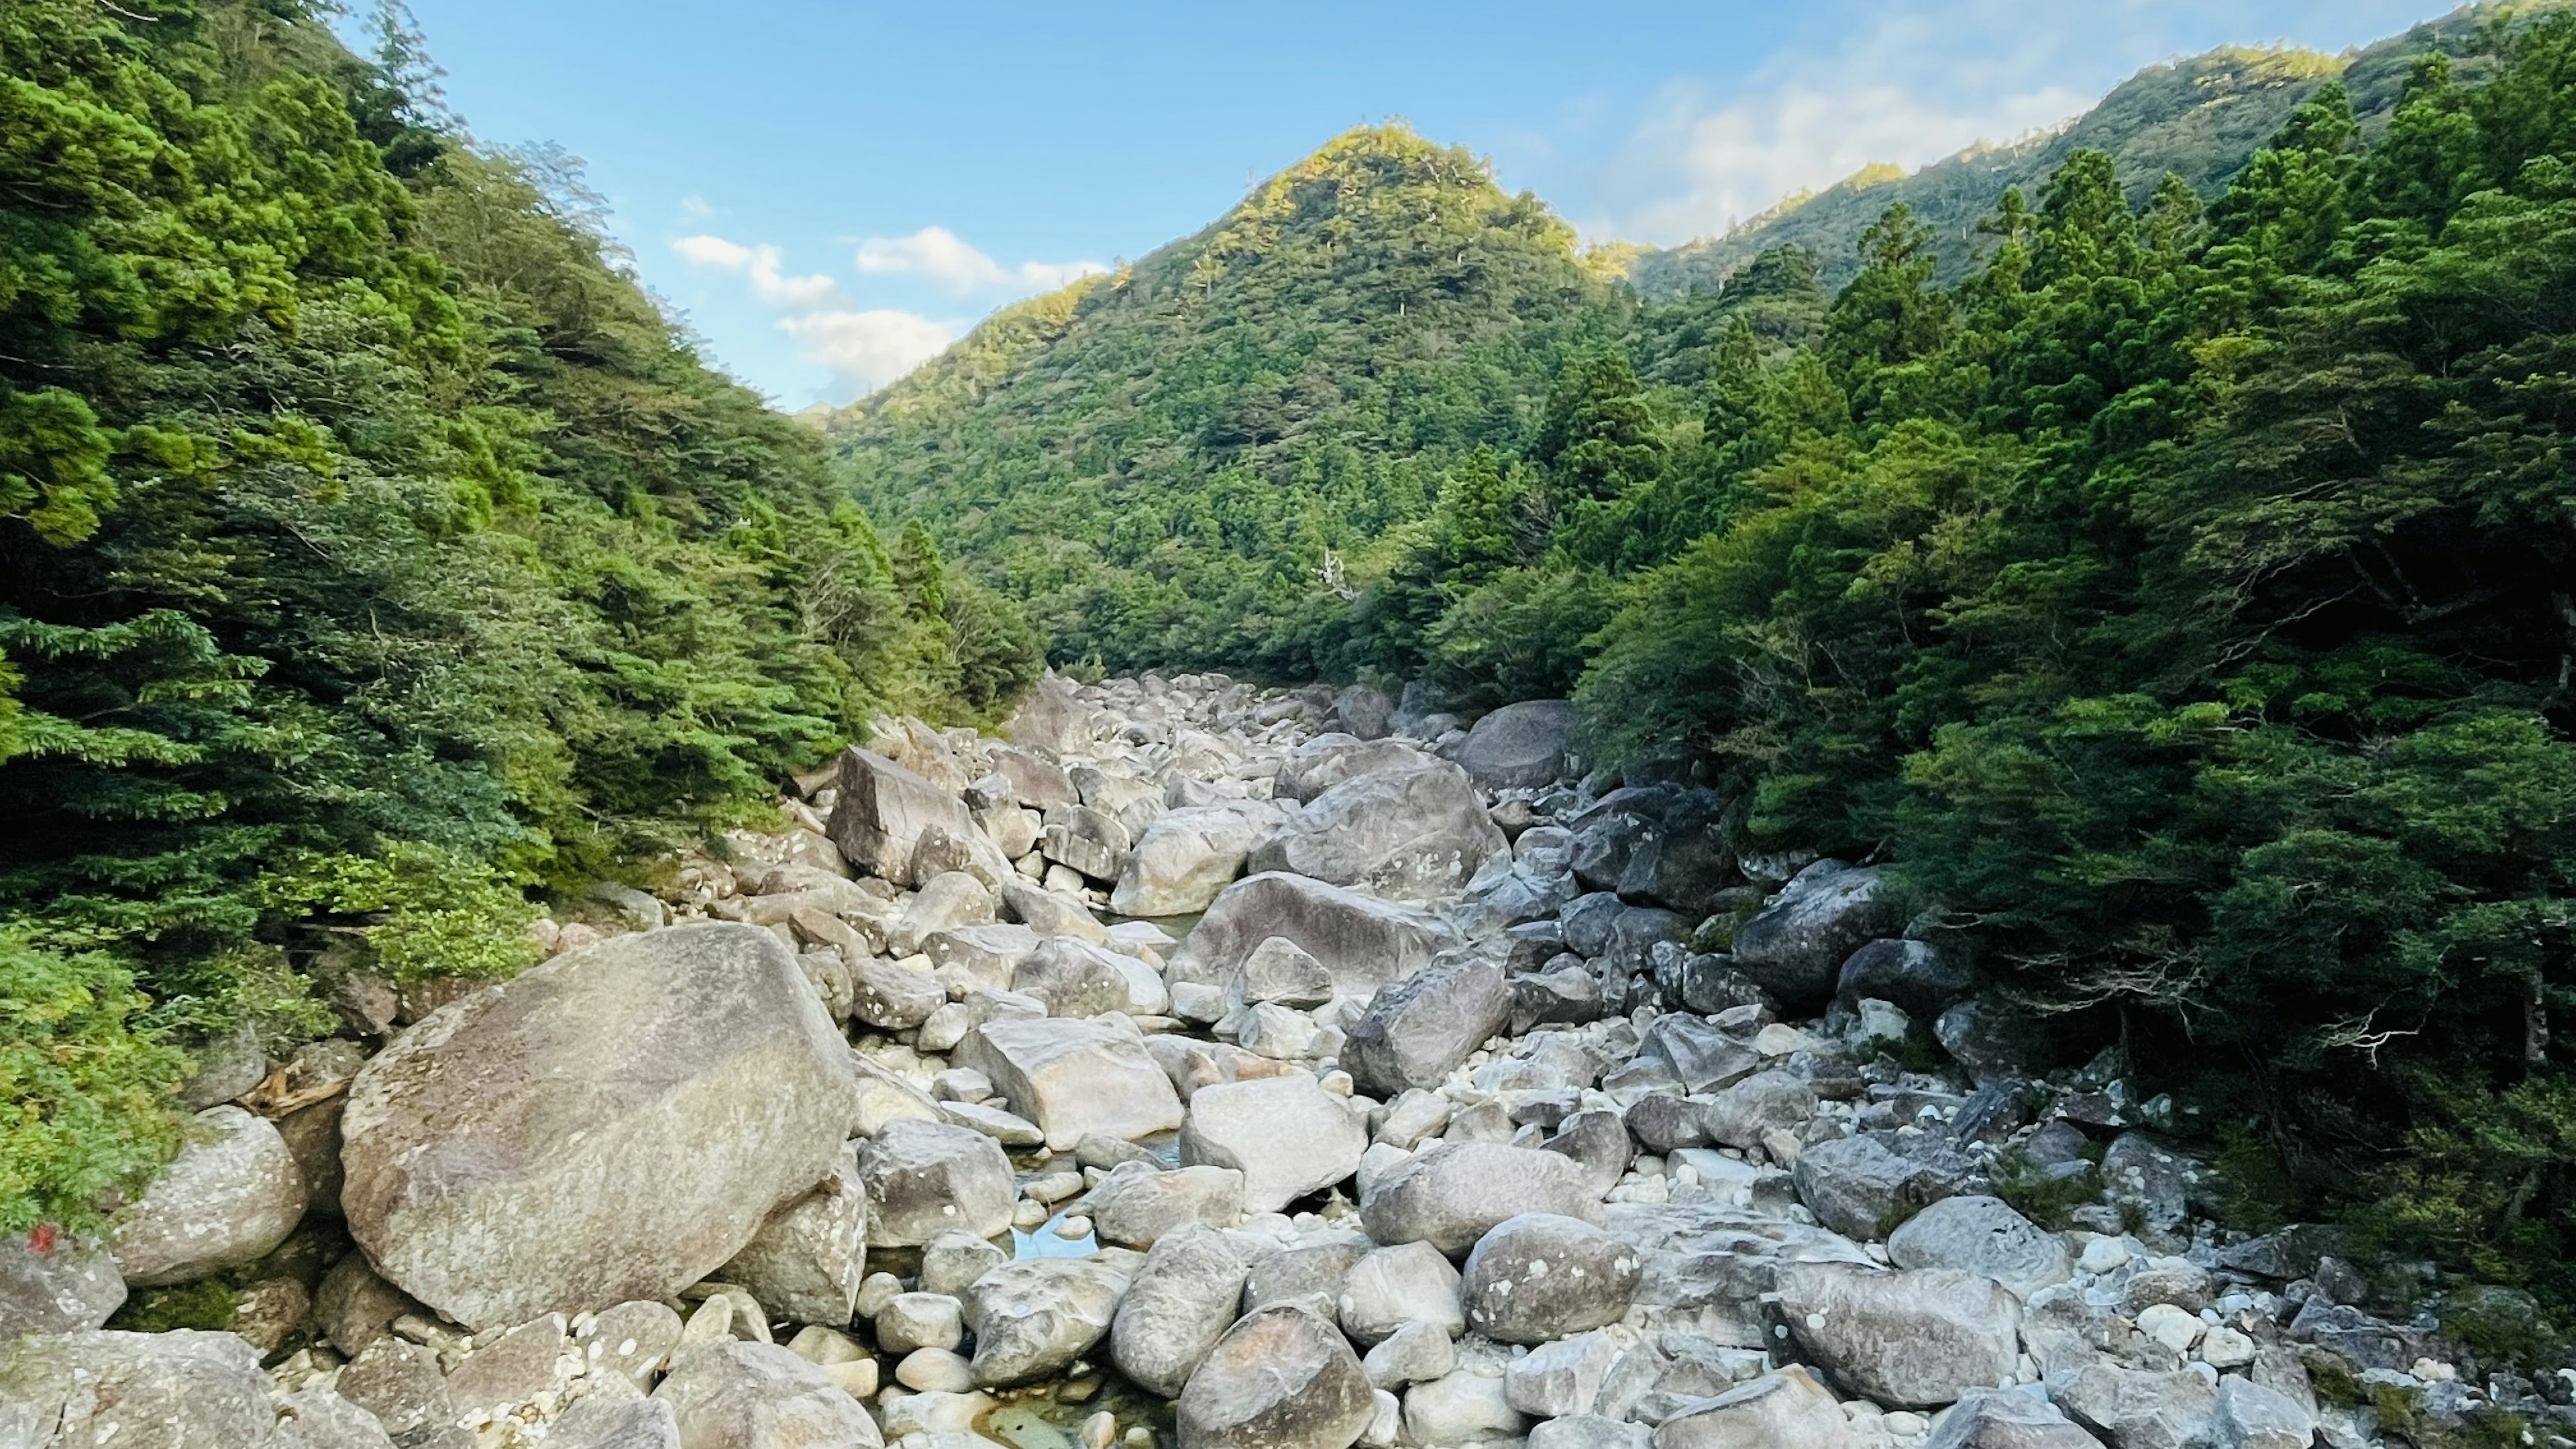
top-left (1564, 24), bottom-right (2576, 1301)
top-left (0, 0), bottom-right (1036, 1229)
top-left (849, 11), bottom-right (2576, 1301)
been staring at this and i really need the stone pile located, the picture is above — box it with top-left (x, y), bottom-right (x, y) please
top-left (1, 672), bottom-right (2557, 1449)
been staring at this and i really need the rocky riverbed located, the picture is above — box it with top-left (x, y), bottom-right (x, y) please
top-left (2, 674), bottom-right (2565, 1448)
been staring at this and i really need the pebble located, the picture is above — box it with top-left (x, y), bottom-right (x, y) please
top-left (2078, 1236), bottom-right (2131, 1273)
top-left (1055, 1214), bottom-right (1093, 1239)
top-left (896, 1347), bottom-right (977, 1393)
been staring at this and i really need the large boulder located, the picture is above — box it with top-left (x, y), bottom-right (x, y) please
top-left (1923, 1388), bottom-right (2106, 1449)
top-left (651, 1339), bottom-right (882, 1447)
top-left (1360, 1143), bottom-right (1605, 1256)
top-left (1112, 801), bottom-right (1286, 917)
top-left (1040, 804), bottom-right (1132, 882)
top-left (956, 1018), bottom-right (1183, 1151)
top-left (109, 1105), bottom-right (305, 1289)
top-left (1887, 1196), bottom-right (2071, 1301)
top-left (341, 924), bottom-right (857, 1330)
top-left (859, 1119), bottom-right (1016, 1246)
top-left (273, 1382), bottom-right (400, 1449)
top-left (1341, 957), bottom-right (1511, 1098)
top-left (1458, 701), bottom-right (1575, 792)
top-left (1172, 873), bottom-right (1456, 998)
top-left (1460, 1214), bottom-right (1641, 1344)
top-left (1652, 1366), bottom-right (1853, 1449)
top-left (0, 1230), bottom-right (125, 1336)
top-left (1774, 1263), bottom-right (2019, 1408)
top-left (0, 1330), bottom-right (277, 1448)
top-left (1177, 1305), bottom-right (1376, 1449)
top-left (1248, 763), bottom-right (1503, 900)
top-left (1275, 736), bottom-right (1434, 803)
top-left (827, 747), bottom-right (975, 888)
top-left (1836, 938), bottom-right (1982, 1018)
top-left (1792, 1133), bottom-right (1960, 1241)
top-left (1336, 1240), bottom-right (1464, 1345)
top-left (1728, 860), bottom-right (1902, 1011)
top-left (1013, 937), bottom-right (1136, 1018)
top-left (718, 1142), bottom-right (867, 1326)
top-left (1179, 1075), bottom-right (1367, 1214)
top-left (1089, 1164), bottom-right (1246, 1248)
top-left (1110, 1225), bottom-right (1248, 1397)
top-left (1004, 674), bottom-right (1104, 757)
top-left (961, 1257), bottom-right (1130, 1386)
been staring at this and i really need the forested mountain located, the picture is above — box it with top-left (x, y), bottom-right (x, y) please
top-left (1629, 0), bottom-right (2576, 296)
top-left (0, 0), bottom-right (1035, 1228)
top-left (829, 127), bottom-right (1629, 673)
top-left (839, 9), bottom-right (2576, 1302)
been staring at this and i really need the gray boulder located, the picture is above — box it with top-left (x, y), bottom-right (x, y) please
top-left (1774, 1262), bottom-right (2019, 1407)
top-left (1177, 1305), bottom-right (1376, 1449)
top-left (1088, 1163), bottom-right (1246, 1248)
top-left (110, 1105), bottom-right (306, 1288)
top-left (652, 1339), bottom-right (882, 1446)
top-left (1360, 1142), bottom-right (1605, 1256)
top-left (1180, 1074), bottom-right (1367, 1214)
top-left (961, 1257), bottom-right (1129, 1385)
top-left (1792, 1133), bottom-right (1959, 1240)
top-left (1341, 957), bottom-right (1510, 1097)
top-left (827, 746), bottom-right (975, 888)
top-left (1244, 1234), bottom-right (1372, 1318)
top-left (2214, 1375), bottom-right (2315, 1449)
top-left (1014, 937), bottom-right (1135, 1018)
top-left (1729, 860), bottom-right (1900, 1011)
top-left (1652, 1366), bottom-right (1854, 1449)
top-left (1634, 1015), bottom-right (1762, 1093)
top-left (1336, 1240), bottom-right (1464, 1345)
top-left (1113, 801), bottom-right (1285, 916)
top-left (0, 1330), bottom-right (276, 1448)
top-left (990, 743), bottom-right (1081, 809)
top-left (1249, 762), bottom-right (1503, 900)
top-left (1111, 1224), bottom-right (1248, 1397)
top-left (1460, 1214), bottom-right (1641, 1345)
top-left (1041, 803), bottom-right (1131, 881)
top-left (1, 1231), bottom-right (124, 1336)
top-left (545, 1393), bottom-right (680, 1449)
top-left (272, 1383), bottom-right (400, 1449)
top-left (1458, 701), bottom-right (1575, 792)
top-left (1888, 1196), bottom-right (2072, 1300)
top-left (718, 1142), bottom-right (867, 1326)
top-left (2044, 1356), bottom-right (2218, 1449)
top-left (1505, 1328), bottom-right (1631, 1418)
top-left (341, 924), bottom-right (856, 1330)
top-left (957, 1017), bottom-right (1183, 1150)
top-left (1276, 735), bottom-right (1434, 802)
top-left (1923, 1388), bottom-right (2105, 1449)
top-left (1330, 684), bottom-right (1395, 740)
top-left (859, 1118), bottom-right (1015, 1246)
top-left (1701, 1071), bottom-right (1817, 1150)
top-left (1230, 935), bottom-right (1334, 1007)
top-left (1173, 873), bottom-right (1455, 998)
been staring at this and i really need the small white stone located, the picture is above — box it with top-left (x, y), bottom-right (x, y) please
top-left (2077, 1236), bottom-right (2130, 1274)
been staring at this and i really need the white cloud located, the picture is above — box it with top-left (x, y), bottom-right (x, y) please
top-left (680, 195), bottom-right (716, 219)
top-left (671, 233), bottom-right (842, 308)
top-left (855, 226), bottom-right (1108, 297)
top-left (778, 310), bottom-right (961, 399)
top-left (670, 226), bottom-right (1093, 402)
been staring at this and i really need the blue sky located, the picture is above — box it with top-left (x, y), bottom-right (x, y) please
top-left (382, 0), bottom-right (2461, 409)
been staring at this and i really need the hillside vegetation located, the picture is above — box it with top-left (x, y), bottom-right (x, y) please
top-left (0, 0), bottom-right (1036, 1230)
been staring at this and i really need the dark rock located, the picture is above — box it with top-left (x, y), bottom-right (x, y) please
top-left (1729, 861), bottom-right (1901, 1012)
top-left (1835, 938), bottom-right (1982, 1018)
